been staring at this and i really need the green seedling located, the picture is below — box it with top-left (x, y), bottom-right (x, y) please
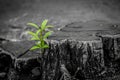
top-left (27, 19), bottom-right (53, 54)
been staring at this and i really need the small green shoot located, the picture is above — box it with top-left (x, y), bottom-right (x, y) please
top-left (27, 19), bottom-right (53, 53)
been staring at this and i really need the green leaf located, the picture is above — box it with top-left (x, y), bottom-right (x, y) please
top-left (43, 31), bottom-right (52, 39)
top-left (42, 44), bottom-right (49, 49)
top-left (35, 41), bottom-right (41, 47)
top-left (41, 40), bottom-right (45, 47)
top-left (27, 23), bottom-right (39, 29)
top-left (46, 25), bottom-right (54, 28)
top-left (28, 31), bottom-right (36, 36)
top-left (30, 46), bottom-right (40, 50)
top-left (41, 19), bottom-right (48, 30)
top-left (28, 31), bottom-right (40, 40)
top-left (36, 29), bottom-right (41, 35)
top-left (30, 37), bottom-right (39, 40)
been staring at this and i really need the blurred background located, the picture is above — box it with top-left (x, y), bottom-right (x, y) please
top-left (0, 0), bottom-right (120, 41)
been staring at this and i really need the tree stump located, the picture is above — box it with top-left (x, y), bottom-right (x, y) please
top-left (0, 35), bottom-right (120, 80)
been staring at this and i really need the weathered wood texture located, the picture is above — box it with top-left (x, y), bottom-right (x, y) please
top-left (0, 36), bottom-right (120, 80)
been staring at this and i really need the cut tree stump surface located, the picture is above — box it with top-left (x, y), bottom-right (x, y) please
top-left (0, 20), bottom-right (120, 80)
top-left (0, 20), bottom-right (120, 41)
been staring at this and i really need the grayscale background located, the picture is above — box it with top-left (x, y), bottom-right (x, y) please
top-left (0, 0), bottom-right (120, 41)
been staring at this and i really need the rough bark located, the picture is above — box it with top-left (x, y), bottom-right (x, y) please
top-left (0, 36), bottom-right (120, 80)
